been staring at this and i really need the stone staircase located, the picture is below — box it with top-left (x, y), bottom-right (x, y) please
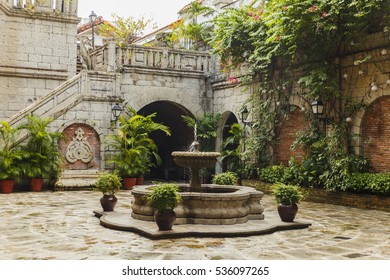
top-left (55, 169), bottom-right (100, 191)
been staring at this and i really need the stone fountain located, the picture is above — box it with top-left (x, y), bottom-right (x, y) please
top-left (131, 126), bottom-right (265, 225)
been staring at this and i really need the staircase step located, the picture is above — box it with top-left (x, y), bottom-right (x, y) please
top-left (55, 170), bottom-right (99, 191)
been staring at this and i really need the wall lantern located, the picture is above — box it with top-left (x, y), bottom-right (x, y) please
top-left (240, 106), bottom-right (250, 126)
top-left (311, 100), bottom-right (333, 127)
top-left (89, 11), bottom-right (97, 49)
top-left (111, 103), bottom-right (123, 124)
top-left (310, 100), bottom-right (325, 116)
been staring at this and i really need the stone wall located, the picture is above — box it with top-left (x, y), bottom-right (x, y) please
top-left (120, 68), bottom-right (207, 117)
top-left (0, 1), bottom-right (79, 119)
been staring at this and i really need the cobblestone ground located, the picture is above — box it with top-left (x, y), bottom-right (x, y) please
top-left (0, 190), bottom-right (389, 260)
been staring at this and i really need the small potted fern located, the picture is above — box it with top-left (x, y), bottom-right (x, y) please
top-left (147, 183), bottom-right (181, 231)
top-left (272, 182), bottom-right (303, 222)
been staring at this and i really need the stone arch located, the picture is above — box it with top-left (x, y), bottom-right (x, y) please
top-left (273, 106), bottom-right (309, 165)
top-left (138, 100), bottom-right (195, 180)
top-left (361, 95), bottom-right (390, 172)
top-left (59, 123), bottom-right (101, 170)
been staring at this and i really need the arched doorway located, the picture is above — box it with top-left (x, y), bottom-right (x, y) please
top-left (139, 101), bottom-right (194, 180)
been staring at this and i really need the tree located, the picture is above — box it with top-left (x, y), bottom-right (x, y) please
top-left (99, 14), bottom-right (157, 46)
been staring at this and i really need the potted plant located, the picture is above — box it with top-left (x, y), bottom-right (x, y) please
top-left (19, 115), bottom-right (63, 192)
top-left (0, 121), bottom-right (24, 194)
top-left (272, 182), bottom-right (303, 222)
top-left (95, 173), bottom-right (122, 211)
top-left (212, 171), bottom-right (238, 185)
top-left (108, 107), bottom-right (170, 189)
top-left (147, 183), bottom-right (182, 231)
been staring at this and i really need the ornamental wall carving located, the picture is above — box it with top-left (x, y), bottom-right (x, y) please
top-left (59, 124), bottom-right (101, 170)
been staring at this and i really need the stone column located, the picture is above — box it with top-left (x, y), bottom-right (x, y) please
top-left (35, 0), bottom-right (54, 13)
top-left (107, 40), bottom-right (116, 72)
top-left (69, 0), bottom-right (78, 16)
top-left (54, 0), bottom-right (62, 12)
top-left (62, 0), bottom-right (69, 14)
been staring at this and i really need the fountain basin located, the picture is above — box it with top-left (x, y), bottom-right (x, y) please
top-left (172, 151), bottom-right (221, 169)
top-left (131, 184), bottom-right (265, 225)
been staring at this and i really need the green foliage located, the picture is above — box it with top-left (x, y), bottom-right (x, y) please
top-left (209, 0), bottom-right (389, 173)
top-left (147, 183), bottom-right (182, 212)
top-left (272, 182), bottom-right (303, 205)
top-left (212, 172), bottom-right (238, 185)
top-left (19, 115), bottom-right (63, 179)
top-left (108, 107), bottom-right (171, 177)
top-left (221, 123), bottom-right (244, 174)
top-left (99, 14), bottom-right (157, 45)
top-left (258, 165), bottom-right (287, 183)
top-left (344, 173), bottom-right (390, 196)
top-left (95, 173), bottom-right (122, 195)
top-left (0, 121), bottom-right (24, 180)
top-left (169, 1), bottom-right (215, 49)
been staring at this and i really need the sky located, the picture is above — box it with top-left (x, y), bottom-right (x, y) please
top-left (77, 0), bottom-right (192, 28)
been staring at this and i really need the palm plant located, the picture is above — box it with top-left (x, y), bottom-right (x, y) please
top-left (0, 121), bottom-right (24, 181)
top-left (221, 123), bottom-right (243, 172)
top-left (19, 115), bottom-right (63, 180)
top-left (108, 107), bottom-right (171, 178)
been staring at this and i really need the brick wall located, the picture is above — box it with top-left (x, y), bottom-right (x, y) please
top-left (273, 107), bottom-right (308, 165)
top-left (361, 96), bottom-right (390, 172)
top-left (59, 124), bottom-right (101, 170)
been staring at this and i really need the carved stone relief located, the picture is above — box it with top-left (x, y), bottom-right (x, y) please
top-left (65, 127), bottom-right (94, 164)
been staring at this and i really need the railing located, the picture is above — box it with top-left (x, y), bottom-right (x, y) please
top-left (8, 72), bottom-right (83, 127)
top-left (116, 45), bottom-right (211, 72)
top-left (3, 0), bottom-right (77, 16)
top-left (89, 42), bottom-right (211, 73)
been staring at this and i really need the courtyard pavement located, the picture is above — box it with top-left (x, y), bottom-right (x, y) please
top-left (0, 190), bottom-right (389, 260)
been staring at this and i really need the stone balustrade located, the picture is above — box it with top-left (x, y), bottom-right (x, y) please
top-left (3, 0), bottom-right (77, 16)
top-left (90, 43), bottom-right (211, 74)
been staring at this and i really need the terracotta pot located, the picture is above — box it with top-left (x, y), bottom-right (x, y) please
top-left (136, 177), bottom-right (144, 185)
top-left (122, 177), bottom-right (136, 190)
top-left (30, 178), bottom-right (44, 192)
top-left (154, 209), bottom-right (176, 231)
top-left (100, 194), bottom-right (118, 211)
top-left (277, 204), bottom-right (298, 222)
top-left (0, 179), bottom-right (15, 194)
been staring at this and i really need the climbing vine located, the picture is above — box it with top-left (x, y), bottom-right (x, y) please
top-left (208, 0), bottom-right (389, 189)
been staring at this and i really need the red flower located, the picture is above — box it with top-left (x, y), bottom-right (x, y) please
top-left (227, 77), bottom-right (239, 84)
top-left (321, 11), bottom-right (327, 18)
top-left (311, 5), bottom-right (316, 12)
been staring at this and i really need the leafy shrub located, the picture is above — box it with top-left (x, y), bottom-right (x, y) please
top-left (95, 173), bottom-right (122, 195)
top-left (212, 172), bottom-right (238, 185)
top-left (272, 183), bottom-right (303, 205)
top-left (258, 165), bottom-right (287, 183)
top-left (147, 184), bottom-right (182, 212)
top-left (344, 173), bottom-right (390, 196)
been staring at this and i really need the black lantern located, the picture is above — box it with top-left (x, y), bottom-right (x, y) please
top-left (240, 107), bottom-right (249, 124)
top-left (89, 11), bottom-right (97, 49)
top-left (310, 100), bottom-right (325, 116)
top-left (111, 103), bottom-right (123, 123)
